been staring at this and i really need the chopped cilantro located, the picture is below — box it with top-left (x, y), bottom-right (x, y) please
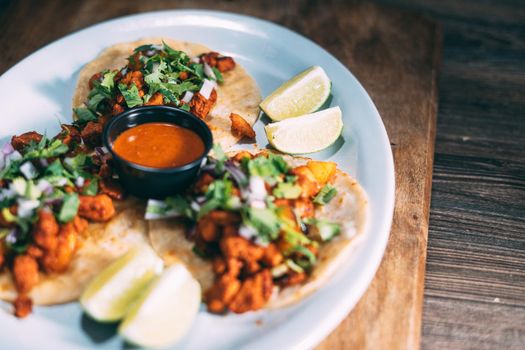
top-left (24, 138), bottom-right (68, 159)
top-left (244, 207), bottom-right (281, 244)
top-left (313, 184), bottom-right (338, 205)
top-left (73, 107), bottom-right (97, 124)
top-left (82, 179), bottom-right (98, 196)
top-left (86, 93), bottom-right (106, 111)
top-left (144, 61), bottom-right (167, 85)
top-left (118, 83), bottom-right (143, 108)
top-left (58, 193), bottom-right (80, 223)
top-left (212, 67), bottom-right (223, 84)
top-left (191, 64), bottom-right (204, 79)
top-left (290, 245), bottom-right (317, 269)
top-left (273, 182), bottom-right (301, 199)
top-left (133, 44), bottom-right (154, 53)
top-left (101, 70), bottom-right (118, 90)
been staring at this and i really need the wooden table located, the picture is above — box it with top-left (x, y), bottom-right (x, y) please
top-left (1, 1), bottom-right (524, 349)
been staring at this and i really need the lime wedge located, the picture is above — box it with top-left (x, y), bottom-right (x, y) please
top-left (260, 66), bottom-right (331, 121)
top-left (80, 246), bottom-right (163, 322)
top-left (118, 264), bottom-right (201, 349)
top-left (265, 106), bottom-right (343, 154)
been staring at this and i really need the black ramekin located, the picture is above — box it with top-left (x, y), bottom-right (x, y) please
top-left (103, 106), bottom-right (213, 199)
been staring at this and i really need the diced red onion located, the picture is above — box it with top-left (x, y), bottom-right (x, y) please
top-left (203, 63), bottom-right (216, 80)
top-left (20, 161), bottom-right (38, 180)
top-left (190, 56), bottom-right (200, 64)
top-left (239, 224), bottom-right (257, 241)
top-left (145, 49), bottom-right (157, 57)
top-left (75, 176), bottom-right (85, 188)
top-left (190, 201), bottom-right (201, 212)
top-left (1, 143), bottom-right (14, 155)
top-left (16, 198), bottom-right (40, 218)
top-left (95, 146), bottom-right (108, 156)
top-left (195, 196), bottom-right (207, 205)
top-left (0, 188), bottom-right (15, 201)
top-left (5, 228), bottom-right (21, 245)
top-left (37, 179), bottom-right (53, 195)
top-left (249, 176), bottom-right (267, 201)
top-left (225, 162), bottom-right (248, 188)
top-left (39, 158), bottom-right (49, 167)
top-left (199, 79), bottom-right (216, 99)
top-left (7, 151), bottom-right (22, 162)
top-left (181, 91), bottom-right (194, 104)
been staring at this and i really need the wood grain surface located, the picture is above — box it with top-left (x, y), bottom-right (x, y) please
top-left (1, 1), bottom-right (523, 349)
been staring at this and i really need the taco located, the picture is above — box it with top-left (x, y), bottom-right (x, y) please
top-left (0, 128), bottom-right (148, 317)
top-left (147, 149), bottom-right (368, 313)
top-left (72, 38), bottom-right (261, 150)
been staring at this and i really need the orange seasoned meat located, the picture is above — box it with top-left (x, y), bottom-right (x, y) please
top-left (26, 245), bottom-right (43, 259)
top-left (194, 173), bottom-right (215, 193)
top-left (216, 57), bottom-right (236, 73)
top-left (230, 113), bottom-right (255, 139)
top-left (277, 272), bottom-right (307, 288)
top-left (197, 216), bottom-right (219, 242)
top-left (12, 255), bottom-right (39, 294)
top-left (78, 194), bottom-right (115, 222)
top-left (232, 151), bottom-right (253, 163)
top-left (290, 166), bottom-right (321, 198)
top-left (200, 52), bottom-right (220, 67)
top-left (127, 51), bottom-right (144, 70)
top-left (14, 295), bottom-right (33, 318)
top-left (11, 132), bottom-right (43, 152)
top-left (222, 225), bottom-right (238, 238)
top-left (228, 269), bottom-right (273, 313)
top-left (41, 216), bottom-right (86, 273)
top-left (208, 210), bottom-right (241, 226)
top-left (99, 178), bottom-right (124, 200)
top-left (190, 89), bottom-right (217, 120)
top-left (88, 72), bottom-right (103, 89)
top-left (0, 242), bottom-right (5, 269)
top-left (121, 70), bottom-right (144, 90)
top-left (112, 103), bottom-right (125, 116)
top-left (80, 121), bottom-right (103, 148)
top-left (55, 124), bottom-right (81, 148)
top-left (261, 244), bottom-right (283, 267)
top-left (293, 198), bottom-right (315, 219)
top-left (220, 236), bottom-right (265, 263)
top-left (306, 160), bottom-right (337, 185)
top-left (206, 274), bottom-right (242, 314)
top-left (33, 210), bottom-right (59, 251)
top-left (144, 92), bottom-right (164, 106)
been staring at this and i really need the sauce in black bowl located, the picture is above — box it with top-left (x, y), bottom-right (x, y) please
top-left (103, 106), bottom-right (213, 199)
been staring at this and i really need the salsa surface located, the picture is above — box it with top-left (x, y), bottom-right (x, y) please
top-left (113, 122), bottom-right (205, 168)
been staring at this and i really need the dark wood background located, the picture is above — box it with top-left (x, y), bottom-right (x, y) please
top-left (0, 0), bottom-right (524, 349)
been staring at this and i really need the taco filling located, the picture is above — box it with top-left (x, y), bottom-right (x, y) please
top-left (146, 148), bottom-right (346, 314)
top-left (0, 126), bottom-right (123, 317)
top-left (73, 41), bottom-right (255, 149)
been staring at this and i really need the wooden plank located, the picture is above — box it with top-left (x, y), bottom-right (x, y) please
top-left (314, 4), bottom-right (440, 349)
top-left (0, 1), bottom-right (440, 349)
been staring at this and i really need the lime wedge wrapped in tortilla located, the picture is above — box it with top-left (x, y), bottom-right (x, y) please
top-left (260, 65), bottom-right (331, 121)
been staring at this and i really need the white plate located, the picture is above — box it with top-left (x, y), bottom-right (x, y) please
top-left (0, 10), bottom-right (395, 350)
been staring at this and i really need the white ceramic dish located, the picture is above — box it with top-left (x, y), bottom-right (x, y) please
top-left (0, 10), bottom-right (395, 350)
